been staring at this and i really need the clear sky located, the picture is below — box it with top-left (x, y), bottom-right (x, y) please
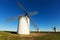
top-left (0, 0), bottom-right (60, 31)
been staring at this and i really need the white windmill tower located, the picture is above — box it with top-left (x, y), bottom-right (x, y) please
top-left (17, 14), bottom-right (30, 34)
top-left (7, 2), bottom-right (38, 35)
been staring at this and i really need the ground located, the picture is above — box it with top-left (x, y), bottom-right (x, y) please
top-left (0, 31), bottom-right (60, 40)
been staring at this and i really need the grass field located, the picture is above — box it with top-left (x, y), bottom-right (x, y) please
top-left (0, 31), bottom-right (60, 40)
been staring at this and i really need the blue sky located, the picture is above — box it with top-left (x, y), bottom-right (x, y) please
top-left (0, 0), bottom-right (60, 31)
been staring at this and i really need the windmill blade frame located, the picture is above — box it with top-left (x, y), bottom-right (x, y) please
top-left (30, 18), bottom-right (39, 31)
top-left (18, 2), bottom-right (27, 13)
top-left (6, 15), bottom-right (22, 22)
top-left (18, 2), bottom-right (38, 16)
top-left (28, 11), bottom-right (38, 16)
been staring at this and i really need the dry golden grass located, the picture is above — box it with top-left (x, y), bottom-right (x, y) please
top-left (0, 31), bottom-right (60, 40)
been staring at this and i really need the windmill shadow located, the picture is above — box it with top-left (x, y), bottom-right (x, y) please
top-left (5, 31), bottom-right (17, 34)
top-left (9, 31), bottom-right (17, 34)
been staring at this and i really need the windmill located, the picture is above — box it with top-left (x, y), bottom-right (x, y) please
top-left (7, 2), bottom-right (39, 35)
top-left (53, 25), bottom-right (56, 32)
top-left (51, 25), bottom-right (56, 32)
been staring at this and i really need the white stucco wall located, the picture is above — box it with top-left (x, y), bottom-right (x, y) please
top-left (17, 16), bottom-right (30, 34)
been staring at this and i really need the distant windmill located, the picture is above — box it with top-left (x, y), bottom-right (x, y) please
top-left (52, 25), bottom-right (56, 32)
top-left (7, 2), bottom-right (39, 35)
top-left (53, 26), bottom-right (56, 32)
